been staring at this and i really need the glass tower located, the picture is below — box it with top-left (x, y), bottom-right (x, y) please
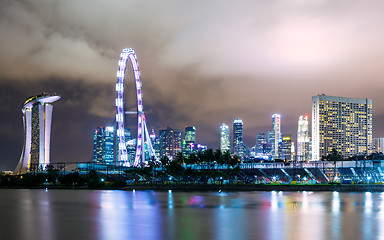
top-left (220, 123), bottom-right (231, 153)
top-left (159, 127), bottom-right (182, 160)
top-left (93, 126), bottom-right (115, 165)
top-left (272, 114), bottom-right (281, 160)
top-left (297, 115), bottom-right (310, 161)
top-left (183, 126), bottom-right (196, 156)
top-left (233, 119), bottom-right (245, 159)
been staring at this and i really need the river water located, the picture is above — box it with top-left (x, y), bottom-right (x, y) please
top-left (0, 189), bottom-right (383, 240)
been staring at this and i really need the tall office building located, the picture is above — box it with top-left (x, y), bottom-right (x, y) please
top-left (272, 114), bottom-right (281, 159)
top-left (15, 93), bottom-right (60, 174)
top-left (297, 115), bottom-right (310, 161)
top-left (220, 123), bottom-right (231, 153)
top-left (312, 94), bottom-right (372, 160)
top-left (233, 119), bottom-right (245, 159)
top-left (183, 126), bottom-right (196, 156)
top-left (93, 126), bottom-right (114, 165)
top-left (93, 127), bottom-right (103, 164)
top-left (159, 127), bottom-right (182, 160)
top-left (372, 138), bottom-right (384, 153)
top-left (256, 132), bottom-right (272, 157)
top-left (150, 129), bottom-right (161, 158)
top-left (281, 134), bottom-right (292, 160)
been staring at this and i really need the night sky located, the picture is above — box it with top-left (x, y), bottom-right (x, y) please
top-left (1, 1), bottom-right (384, 170)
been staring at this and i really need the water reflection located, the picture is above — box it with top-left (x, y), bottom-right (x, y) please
top-left (2, 189), bottom-right (384, 240)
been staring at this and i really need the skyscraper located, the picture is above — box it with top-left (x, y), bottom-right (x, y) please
top-left (183, 126), bottom-right (196, 156)
top-left (297, 115), bottom-right (310, 161)
top-left (233, 119), bottom-right (245, 159)
top-left (159, 127), bottom-right (182, 160)
top-left (220, 123), bottom-right (231, 153)
top-left (15, 93), bottom-right (60, 174)
top-left (93, 126), bottom-right (114, 165)
top-left (255, 132), bottom-right (267, 154)
top-left (150, 129), bottom-right (161, 158)
top-left (281, 134), bottom-right (292, 161)
top-left (272, 114), bottom-right (281, 159)
top-left (312, 94), bottom-right (372, 160)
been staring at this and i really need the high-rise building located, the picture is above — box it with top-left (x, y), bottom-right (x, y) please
top-left (233, 119), bottom-right (245, 159)
top-left (255, 132), bottom-right (272, 158)
top-left (255, 133), bottom-right (267, 154)
top-left (372, 138), bottom-right (384, 153)
top-left (150, 129), bottom-right (161, 158)
top-left (15, 93), bottom-right (60, 174)
top-left (312, 94), bottom-right (373, 160)
top-left (93, 127), bottom-right (103, 164)
top-left (220, 123), bottom-right (231, 153)
top-left (159, 127), bottom-right (182, 160)
top-left (93, 126), bottom-right (114, 165)
top-left (183, 126), bottom-right (196, 156)
top-left (272, 114), bottom-right (281, 159)
top-left (281, 134), bottom-right (292, 161)
top-left (297, 115), bottom-right (310, 161)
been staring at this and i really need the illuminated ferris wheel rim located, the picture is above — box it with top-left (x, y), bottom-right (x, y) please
top-left (115, 48), bottom-right (143, 166)
top-left (115, 48), bottom-right (157, 167)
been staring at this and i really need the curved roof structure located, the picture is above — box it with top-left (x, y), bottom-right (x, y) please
top-left (23, 93), bottom-right (61, 111)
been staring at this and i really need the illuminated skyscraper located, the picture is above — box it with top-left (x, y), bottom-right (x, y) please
top-left (281, 134), bottom-right (292, 160)
top-left (93, 126), bottom-right (114, 165)
top-left (297, 115), bottom-right (310, 161)
top-left (233, 119), bottom-right (245, 159)
top-left (183, 126), bottom-right (196, 156)
top-left (159, 127), bottom-right (182, 160)
top-left (150, 129), bottom-right (161, 158)
top-left (220, 123), bottom-right (231, 153)
top-left (15, 93), bottom-right (60, 174)
top-left (271, 114), bottom-right (281, 159)
top-left (255, 132), bottom-right (267, 154)
top-left (312, 94), bottom-right (372, 160)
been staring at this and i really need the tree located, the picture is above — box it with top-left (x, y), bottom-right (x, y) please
top-left (167, 160), bottom-right (185, 182)
top-left (221, 150), bottom-right (231, 166)
top-left (175, 152), bottom-right (185, 165)
top-left (186, 153), bottom-right (199, 165)
top-left (322, 149), bottom-right (343, 181)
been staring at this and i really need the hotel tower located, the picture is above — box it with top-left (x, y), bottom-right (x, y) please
top-left (15, 93), bottom-right (60, 174)
top-left (312, 94), bottom-right (372, 160)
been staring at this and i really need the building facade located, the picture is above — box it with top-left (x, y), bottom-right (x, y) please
top-left (182, 126), bottom-right (196, 156)
top-left (312, 94), bottom-right (372, 160)
top-left (15, 93), bottom-right (60, 174)
top-left (281, 134), bottom-right (292, 161)
top-left (233, 119), bottom-right (245, 159)
top-left (372, 138), bottom-right (384, 154)
top-left (159, 127), bottom-right (182, 160)
top-left (220, 123), bottom-right (231, 153)
top-left (93, 126), bottom-right (114, 165)
top-left (272, 114), bottom-right (281, 159)
top-left (297, 115), bottom-right (310, 161)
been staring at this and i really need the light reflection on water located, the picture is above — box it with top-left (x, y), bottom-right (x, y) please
top-left (1, 189), bottom-right (384, 240)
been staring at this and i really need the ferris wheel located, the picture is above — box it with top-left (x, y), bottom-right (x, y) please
top-left (115, 48), bottom-right (157, 167)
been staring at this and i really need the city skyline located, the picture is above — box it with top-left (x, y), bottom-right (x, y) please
top-left (2, 1), bottom-right (384, 170)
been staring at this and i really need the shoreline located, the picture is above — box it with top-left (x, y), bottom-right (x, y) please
top-left (1, 184), bottom-right (384, 192)
top-left (122, 184), bottom-right (384, 192)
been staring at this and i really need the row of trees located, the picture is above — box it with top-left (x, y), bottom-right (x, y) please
top-left (0, 169), bottom-right (110, 188)
top-left (126, 150), bottom-right (245, 184)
